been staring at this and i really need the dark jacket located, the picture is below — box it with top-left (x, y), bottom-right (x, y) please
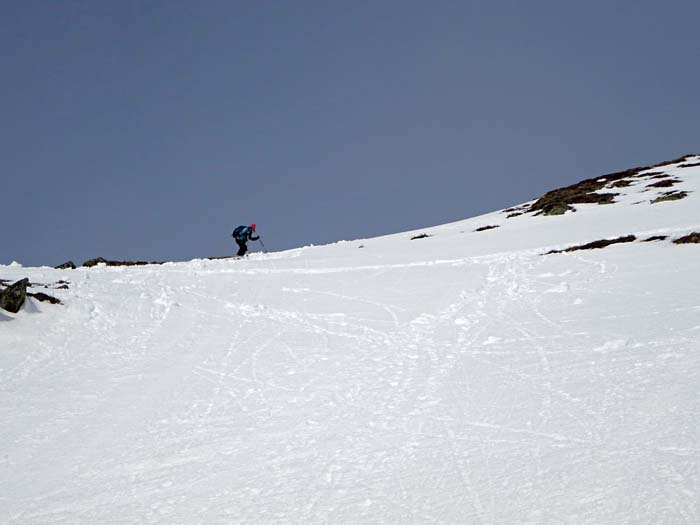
top-left (233, 226), bottom-right (259, 243)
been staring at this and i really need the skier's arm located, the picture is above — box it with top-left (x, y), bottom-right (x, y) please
top-left (250, 234), bottom-right (260, 241)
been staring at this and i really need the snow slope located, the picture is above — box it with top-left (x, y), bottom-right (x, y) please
top-left (2, 157), bottom-right (700, 523)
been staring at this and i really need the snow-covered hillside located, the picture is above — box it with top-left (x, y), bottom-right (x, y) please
top-left (2, 156), bottom-right (700, 523)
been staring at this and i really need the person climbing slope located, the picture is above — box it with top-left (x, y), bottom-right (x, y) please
top-left (231, 223), bottom-right (259, 257)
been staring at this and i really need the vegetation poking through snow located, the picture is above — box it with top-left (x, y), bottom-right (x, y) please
top-left (528, 154), bottom-right (697, 216)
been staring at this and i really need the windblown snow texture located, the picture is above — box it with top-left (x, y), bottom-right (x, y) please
top-left (1, 157), bottom-right (700, 522)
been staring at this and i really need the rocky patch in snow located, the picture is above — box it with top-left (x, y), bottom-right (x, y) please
top-left (646, 178), bottom-right (681, 189)
top-left (673, 232), bottom-right (700, 244)
top-left (546, 230), bottom-right (700, 254)
top-left (0, 277), bottom-right (65, 313)
top-left (651, 191), bottom-right (689, 204)
top-left (82, 257), bottom-right (164, 268)
top-left (642, 235), bottom-right (668, 242)
top-left (527, 154), bottom-right (697, 216)
top-left (475, 225), bottom-right (500, 232)
top-left (546, 235), bottom-right (637, 254)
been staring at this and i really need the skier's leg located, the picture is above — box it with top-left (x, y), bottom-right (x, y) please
top-left (236, 240), bottom-right (248, 257)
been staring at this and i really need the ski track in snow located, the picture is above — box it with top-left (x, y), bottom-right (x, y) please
top-left (2, 160), bottom-right (700, 523)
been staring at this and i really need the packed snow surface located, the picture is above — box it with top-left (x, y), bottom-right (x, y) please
top-left (2, 158), bottom-right (700, 522)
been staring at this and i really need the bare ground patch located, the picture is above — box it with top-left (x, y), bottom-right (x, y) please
top-left (528, 155), bottom-right (697, 216)
top-left (651, 191), bottom-right (689, 204)
top-left (82, 257), bottom-right (165, 267)
top-left (673, 232), bottom-right (700, 244)
top-left (646, 179), bottom-right (680, 189)
top-left (546, 235), bottom-right (637, 254)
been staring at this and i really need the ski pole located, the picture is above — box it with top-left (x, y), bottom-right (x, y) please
top-left (258, 238), bottom-right (267, 253)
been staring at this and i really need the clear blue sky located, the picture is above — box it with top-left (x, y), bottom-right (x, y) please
top-left (2, 1), bottom-right (698, 266)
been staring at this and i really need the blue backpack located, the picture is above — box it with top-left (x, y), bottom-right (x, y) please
top-left (232, 226), bottom-right (248, 240)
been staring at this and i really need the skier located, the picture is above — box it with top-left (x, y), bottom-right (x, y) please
top-left (232, 223), bottom-right (259, 257)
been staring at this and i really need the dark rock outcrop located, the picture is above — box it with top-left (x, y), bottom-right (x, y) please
top-left (82, 257), bottom-right (162, 267)
top-left (673, 232), bottom-right (700, 244)
top-left (410, 234), bottom-right (430, 240)
top-left (529, 180), bottom-right (618, 216)
top-left (28, 291), bottom-right (61, 304)
top-left (0, 278), bottom-right (29, 313)
top-left (651, 191), bottom-right (688, 204)
top-left (475, 225), bottom-right (500, 232)
top-left (55, 261), bottom-right (76, 269)
top-left (528, 155), bottom-right (696, 216)
top-left (82, 257), bottom-right (109, 267)
top-left (646, 179), bottom-right (679, 189)
top-left (546, 235), bottom-right (637, 255)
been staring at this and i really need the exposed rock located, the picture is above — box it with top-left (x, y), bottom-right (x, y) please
top-left (673, 232), bottom-right (700, 244)
top-left (506, 212), bottom-right (524, 218)
top-left (678, 162), bottom-right (700, 168)
top-left (83, 257), bottom-right (109, 267)
top-left (528, 178), bottom-right (618, 216)
top-left (28, 292), bottom-right (61, 304)
top-left (651, 191), bottom-right (688, 204)
top-left (503, 205), bottom-right (529, 214)
top-left (0, 278), bottom-right (29, 313)
top-left (646, 179), bottom-right (679, 189)
top-left (546, 235), bottom-right (637, 255)
top-left (475, 225), bottom-right (500, 232)
top-left (528, 155), bottom-right (696, 216)
top-left (55, 261), bottom-right (76, 269)
top-left (610, 180), bottom-right (632, 188)
top-left (643, 235), bottom-right (668, 242)
top-left (411, 234), bottom-right (430, 240)
top-left (82, 257), bottom-right (163, 267)
top-left (535, 202), bottom-right (577, 216)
